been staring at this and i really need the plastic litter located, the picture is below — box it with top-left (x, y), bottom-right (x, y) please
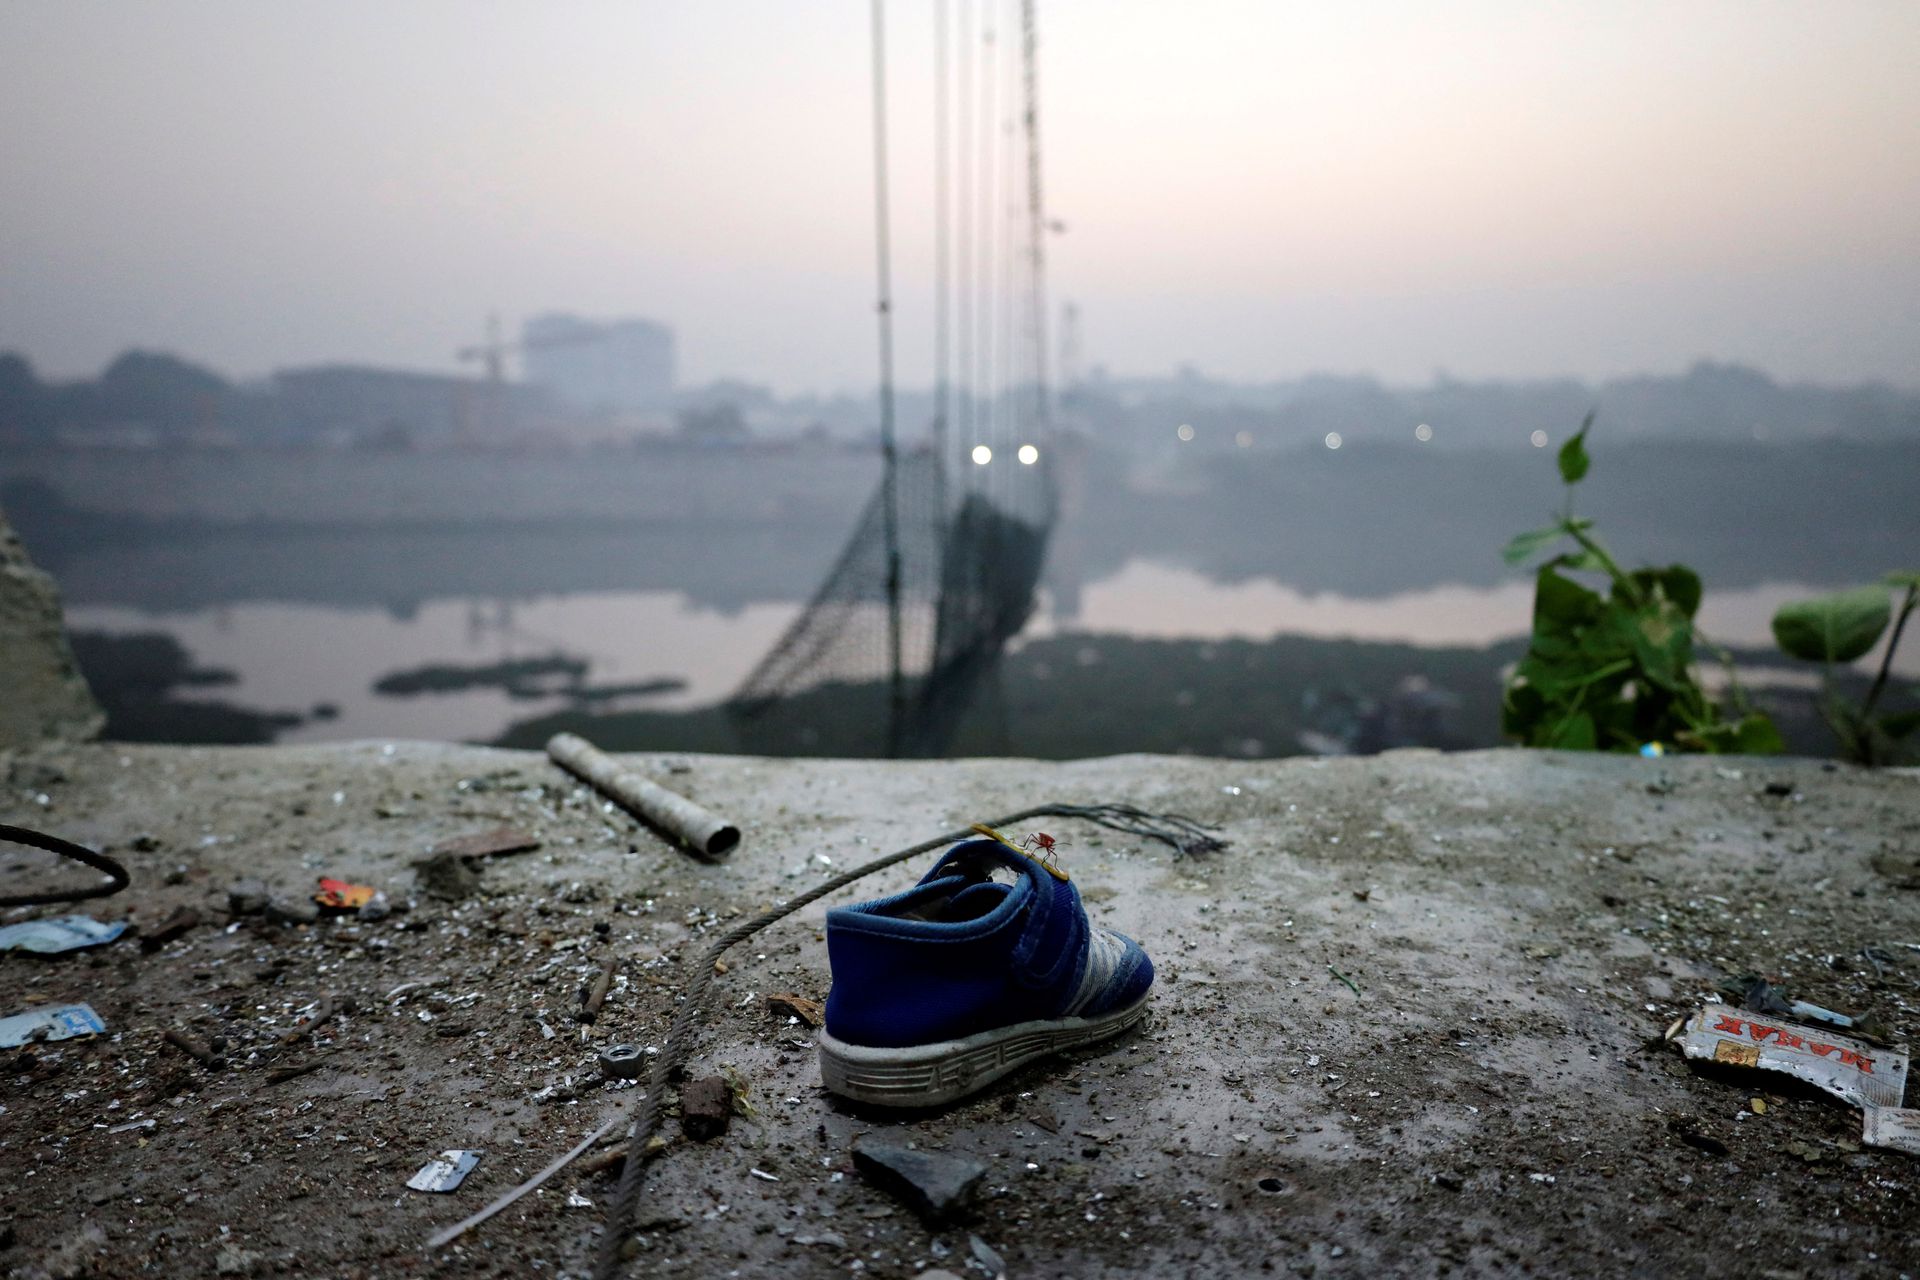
top-left (0, 915), bottom-right (127, 953)
top-left (0, 1003), bottom-right (106, 1047)
top-left (1672, 1006), bottom-right (1915, 1157)
top-left (314, 878), bottom-right (376, 912)
top-left (1673, 1007), bottom-right (1906, 1110)
top-left (408, 1150), bottom-right (483, 1193)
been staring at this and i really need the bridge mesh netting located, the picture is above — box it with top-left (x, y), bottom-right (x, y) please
top-left (726, 447), bottom-right (1053, 757)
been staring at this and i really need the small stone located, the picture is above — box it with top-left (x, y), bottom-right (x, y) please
top-left (969, 1235), bottom-right (1007, 1278)
top-left (413, 851), bottom-right (482, 901)
top-left (227, 879), bottom-right (270, 915)
top-left (214, 1243), bottom-right (263, 1275)
top-left (265, 895), bottom-right (319, 926)
top-left (852, 1139), bottom-right (988, 1224)
top-left (680, 1076), bottom-right (732, 1141)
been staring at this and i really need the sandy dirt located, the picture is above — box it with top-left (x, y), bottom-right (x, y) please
top-left (2, 742), bottom-right (1918, 1279)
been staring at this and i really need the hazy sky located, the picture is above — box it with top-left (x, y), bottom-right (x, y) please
top-left (3, 1), bottom-right (1917, 393)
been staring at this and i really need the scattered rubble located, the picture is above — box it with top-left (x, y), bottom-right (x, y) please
top-left (679, 1076), bottom-right (733, 1142)
top-left (407, 1150), bottom-right (482, 1193)
top-left (0, 914), bottom-right (125, 953)
top-left (851, 1139), bottom-right (988, 1224)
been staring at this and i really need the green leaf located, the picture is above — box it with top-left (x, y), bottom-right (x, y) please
top-left (1652, 565), bottom-right (1703, 619)
top-left (1632, 602), bottom-right (1693, 692)
top-left (1504, 525), bottom-right (1564, 566)
top-left (1772, 586), bottom-right (1893, 664)
top-left (1732, 714), bottom-right (1786, 755)
top-left (1880, 708), bottom-right (1920, 741)
top-left (1545, 711), bottom-right (1597, 750)
top-left (1557, 411), bottom-right (1595, 485)
top-left (1883, 571), bottom-right (1920, 589)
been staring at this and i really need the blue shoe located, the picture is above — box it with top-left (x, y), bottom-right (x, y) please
top-left (818, 832), bottom-right (1154, 1107)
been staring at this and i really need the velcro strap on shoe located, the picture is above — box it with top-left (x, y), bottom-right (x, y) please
top-left (1009, 870), bottom-right (1086, 999)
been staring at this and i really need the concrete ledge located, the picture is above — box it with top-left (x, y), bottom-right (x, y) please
top-left (0, 507), bottom-right (102, 749)
top-left (1, 743), bottom-right (1916, 1276)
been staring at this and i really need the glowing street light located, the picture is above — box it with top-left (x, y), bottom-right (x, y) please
top-left (1324, 432), bottom-right (1342, 450)
top-left (971, 444), bottom-right (993, 465)
top-left (1175, 424), bottom-right (1195, 442)
top-left (1530, 430), bottom-right (1549, 448)
top-left (1017, 444), bottom-right (1039, 465)
top-left (1414, 423), bottom-right (1433, 442)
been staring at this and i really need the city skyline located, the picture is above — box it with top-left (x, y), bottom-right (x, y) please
top-left (3, 2), bottom-right (1917, 394)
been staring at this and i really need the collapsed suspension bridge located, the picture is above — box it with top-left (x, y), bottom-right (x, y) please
top-left (728, 0), bottom-right (1058, 758)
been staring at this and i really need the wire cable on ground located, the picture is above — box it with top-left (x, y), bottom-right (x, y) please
top-left (0, 823), bottom-right (130, 908)
top-left (587, 802), bottom-right (1223, 1280)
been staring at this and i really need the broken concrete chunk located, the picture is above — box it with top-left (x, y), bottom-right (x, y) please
top-left (265, 895), bottom-right (320, 926)
top-left (412, 851), bottom-right (482, 901)
top-left (140, 906), bottom-right (201, 951)
top-left (430, 825), bottom-right (541, 860)
top-left (227, 880), bottom-right (270, 916)
top-left (851, 1138), bottom-right (987, 1223)
top-left (679, 1075), bottom-right (732, 1141)
top-left (1869, 850), bottom-right (1920, 889)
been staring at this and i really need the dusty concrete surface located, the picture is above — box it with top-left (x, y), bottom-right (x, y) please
top-left (2, 742), bottom-right (1918, 1279)
top-left (0, 507), bottom-right (102, 749)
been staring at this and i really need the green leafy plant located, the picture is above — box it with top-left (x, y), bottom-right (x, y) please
top-left (1500, 413), bottom-right (1782, 755)
top-left (1771, 573), bottom-right (1920, 765)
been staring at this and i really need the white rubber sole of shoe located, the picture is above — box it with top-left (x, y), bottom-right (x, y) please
top-left (817, 994), bottom-right (1151, 1109)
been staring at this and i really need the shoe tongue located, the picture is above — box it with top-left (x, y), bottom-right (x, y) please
top-left (941, 881), bottom-right (1011, 922)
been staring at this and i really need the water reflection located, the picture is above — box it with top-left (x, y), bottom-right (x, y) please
top-left (67, 560), bottom-right (1905, 747)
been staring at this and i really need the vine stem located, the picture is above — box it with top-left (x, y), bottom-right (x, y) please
top-left (1561, 521), bottom-right (1646, 608)
top-left (1861, 584), bottom-right (1917, 720)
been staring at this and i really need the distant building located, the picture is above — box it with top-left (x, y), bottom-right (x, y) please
top-left (272, 364), bottom-right (551, 443)
top-left (521, 314), bottom-right (675, 414)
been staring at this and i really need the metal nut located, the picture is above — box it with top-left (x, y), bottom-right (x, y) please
top-left (600, 1043), bottom-right (646, 1081)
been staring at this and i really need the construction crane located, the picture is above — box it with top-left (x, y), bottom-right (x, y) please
top-left (455, 313), bottom-right (608, 387)
top-left (453, 314), bottom-right (611, 437)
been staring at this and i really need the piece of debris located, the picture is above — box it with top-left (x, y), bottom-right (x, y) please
top-left (599, 1043), bottom-right (647, 1081)
top-left (1328, 964), bottom-right (1362, 997)
top-left (1722, 973), bottom-right (1879, 1038)
top-left (1674, 1006), bottom-right (1915, 1157)
top-left (851, 1138), bottom-right (987, 1223)
top-left (279, 996), bottom-right (336, 1047)
top-left (0, 1003), bottom-right (105, 1047)
top-left (969, 1234), bottom-right (1008, 1279)
top-left (424, 1117), bottom-right (620, 1248)
top-left (265, 895), bottom-right (320, 926)
top-left (313, 878), bottom-right (376, 912)
top-left (546, 732), bottom-right (741, 860)
top-left (413, 851), bottom-right (481, 901)
top-left (265, 1057), bottom-right (327, 1084)
top-left (765, 993), bottom-right (824, 1028)
top-left (680, 1075), bottom-right (733, 1141)
top-left (430, 826), bottom-right (541, 860)
top-left (358, 892), bottom-right (392, 922)
top-left (1870, 851), bottom-right (1920, 890)
top-left (0, 915), bottom-right (127, 953)
top-left (1668, 1117), bottom-right (1730, 1157)
top-left (140, 906), bottom-right (201, 952)
top-left (163, 1027), bottom-right (226, 1069)
top-left (407, 1150), bottom-right (482, 1193)
top-left (227, 879), bottom-right (270, 916)
top-left (1862, 1106), bottom-right (1920, 1155)
top-left (579, 956), bottom-right (618, 1023)
top-left (1675, 1008), bottom-right (1908, 1110)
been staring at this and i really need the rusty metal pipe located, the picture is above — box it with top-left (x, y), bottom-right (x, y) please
top-left (546, 733), bottom-right (740, 860)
